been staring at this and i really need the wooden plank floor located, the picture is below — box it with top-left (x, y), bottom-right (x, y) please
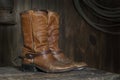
top-left (0, 67), bottom-right (119, 80)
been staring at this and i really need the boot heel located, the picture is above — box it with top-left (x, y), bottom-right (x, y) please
top-left (21, 64), bottom-right (38, 72)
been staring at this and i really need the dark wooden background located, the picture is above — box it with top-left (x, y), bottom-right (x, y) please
top-left (0, 0), bottom-right (120, 73)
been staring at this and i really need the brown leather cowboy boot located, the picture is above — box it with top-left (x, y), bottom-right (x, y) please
top-left (48, 10), bottom-right (87, 68)
top-left (21, 10), bottom-right (76, 72)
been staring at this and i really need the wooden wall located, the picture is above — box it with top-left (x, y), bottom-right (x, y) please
top-left (0, 0), bottom-right (120, 73)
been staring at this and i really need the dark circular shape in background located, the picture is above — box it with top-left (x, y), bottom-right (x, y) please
top-left (73, 0), bottom-right (120, 35)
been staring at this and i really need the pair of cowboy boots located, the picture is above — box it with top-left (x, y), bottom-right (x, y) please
top-left (20, 10), bottom-right (87, 73)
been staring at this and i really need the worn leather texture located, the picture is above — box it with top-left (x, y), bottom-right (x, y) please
top-left (21, 10), bottom-right (77, 72)
top-left (48, 11), bottom-right (87, 68)
top-left (21, 10), bottom-right (34, 56)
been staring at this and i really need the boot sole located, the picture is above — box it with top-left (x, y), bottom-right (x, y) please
top-left (20, 64), bottom-right (80, 73)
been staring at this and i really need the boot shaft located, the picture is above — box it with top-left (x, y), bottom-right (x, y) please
top-left (21, 10), bottom-right (34, 56)
top-left (48, 11), bottom-right (60, 51)
top-left (21, 10), bottom-right (49, 56)
top-left (32, 10), bottom-right (49, 53)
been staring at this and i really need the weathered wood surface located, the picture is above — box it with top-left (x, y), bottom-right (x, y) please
top-left (0, 0), bottom-right (13, 10)
top-left (0, 67), bottom-right (119, 80)
top-left (0, 10), bottom-right (15, 24)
